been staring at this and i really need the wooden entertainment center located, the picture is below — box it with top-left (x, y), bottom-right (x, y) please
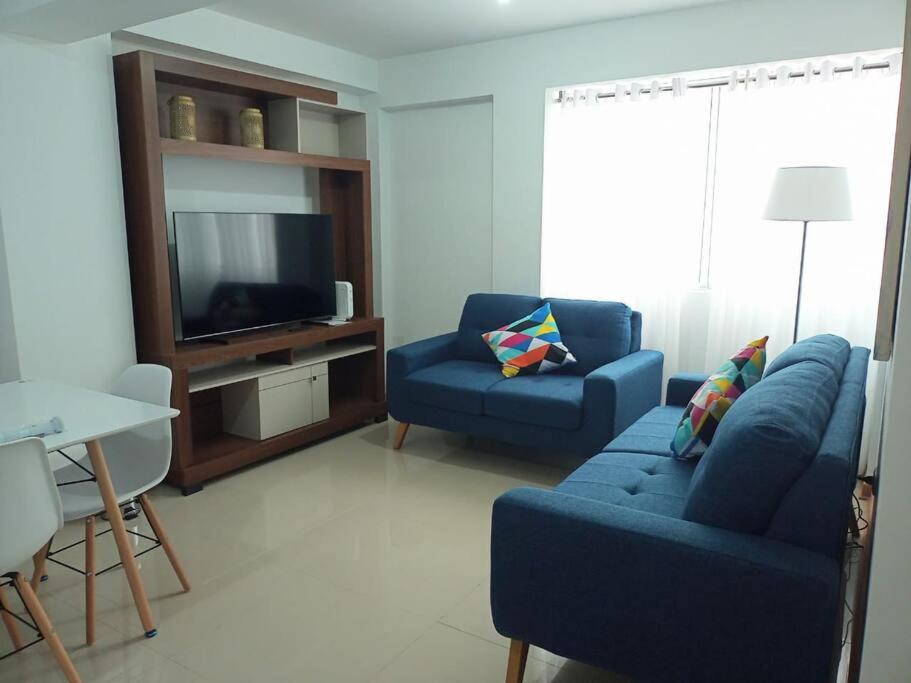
top-left (112, 51), bottom-right (386, 494)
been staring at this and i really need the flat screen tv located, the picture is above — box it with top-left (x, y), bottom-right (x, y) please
top-left (172, 212), bottom-right (336, 341)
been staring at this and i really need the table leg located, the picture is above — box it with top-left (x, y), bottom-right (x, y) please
top-left (85, 439), bottom-right (157, 637)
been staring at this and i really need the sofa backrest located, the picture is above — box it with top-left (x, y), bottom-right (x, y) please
top-left (456, 293), bottom-right (637, 374)
top-left (543, 298), bottom-right (634, 375)
top-left (765, 346), bottom-right (869, 558)
top-left (682, 335), bottom-right (861, 557)
top-left (630, 311), bottom-right (642, 353)
top-left (456, 293), bottom-right (543, 363)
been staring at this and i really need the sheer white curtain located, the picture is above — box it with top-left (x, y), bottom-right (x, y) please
top-left (706, 73), bottom-right (899, 471)
top-left (541, 59), bottom-right (900, 472)
top-left (541, 89), bottom-right (712, 379)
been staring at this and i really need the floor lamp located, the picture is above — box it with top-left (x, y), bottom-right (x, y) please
top-left (764, 166), bottom-right (852, 344)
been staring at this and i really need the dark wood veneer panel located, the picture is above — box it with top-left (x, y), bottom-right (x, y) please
top-left (152, 53), bottom-right (337, 104)
top-left (113, 51), bottom-right (175, 356)
top-left (156, 81), bottom-right (270, 147)
top-left (113, 50), bottom-right (381, 492)
top-left (160, 137), bottom-right (369, 171)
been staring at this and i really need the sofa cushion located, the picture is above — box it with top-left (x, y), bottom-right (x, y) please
top-left (405, 360), bottom-right (505, 416)
top-left (556, 452), bottom-right (694, 518)
top-left (602, 405), bottom-right (684, 457)
top-left (485, 373), bottom-right (584, 430)
top-left (683, 338), bottom-right (849, 534)
top-left (482, 302), bottom-right (577, 378)
top-left (765, 333), bottom-right (851, 379)
top-left (456, 293), bottom-right (543, 364)
top-left (544, 298), bottom-right (632, 375)
top-left (766, 346), bottom-right (869, 557)
top-left (630, 311), bottom-right (642, 353)
top-left (671, 336), bottom-right (768, 460)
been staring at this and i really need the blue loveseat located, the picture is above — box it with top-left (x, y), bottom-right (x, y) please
top-left (491, 335), bottom-right (867, 683)
top-left (387, 293), bottom-right (664, 455)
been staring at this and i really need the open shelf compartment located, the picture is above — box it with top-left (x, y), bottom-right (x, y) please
top-left (188, 340), bottom-right (377, 393)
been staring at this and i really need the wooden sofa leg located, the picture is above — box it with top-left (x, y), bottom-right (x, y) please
top-left (393, 422), bottom-right (410, 450)
top-left (505, 639), bottom-right (529, 683)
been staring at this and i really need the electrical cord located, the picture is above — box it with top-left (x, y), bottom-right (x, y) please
top-left (841, 495), bottom-right (869, 648)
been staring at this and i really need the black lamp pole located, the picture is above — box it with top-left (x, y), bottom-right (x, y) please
top-left (793, 220), bottom-right (809, 344)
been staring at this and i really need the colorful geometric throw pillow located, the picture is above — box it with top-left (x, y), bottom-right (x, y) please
top-left (482, 303), bottom-right (577, 378)
top-left (671, 336), bottom-right (769, 460)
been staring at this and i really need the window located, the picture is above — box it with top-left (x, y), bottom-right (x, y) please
top-left (542, 55), bottom-right (900, 367)
top-left (541, 55), bottom-right (900, 473)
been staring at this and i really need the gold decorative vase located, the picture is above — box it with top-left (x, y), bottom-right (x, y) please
top-left (240, 108), bottom-right (265, 149)
top-left (168, 95), bottom-right (197, 141)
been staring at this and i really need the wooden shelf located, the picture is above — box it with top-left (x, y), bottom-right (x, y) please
top-left (114, 50), bottom-right (383, 495)
top-left (159, 138), bottom-right (369, 172)
top-left (189, 342), bottom-right (376, 393)
top-left (187, 398), bottom-right (384, 481)
top-left (152, 53), bottom-right (337, 104)
top-left (170, 317), bottom-right (382, 368)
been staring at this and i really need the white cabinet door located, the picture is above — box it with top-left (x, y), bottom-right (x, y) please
top-left (259, 380), bottom-right (313, 439)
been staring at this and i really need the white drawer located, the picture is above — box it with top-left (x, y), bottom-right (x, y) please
top-left (258, 379), bottom-right (313, 439)
top-left (311, 362), bottom-right (328, 377)
top-left (258, 365), bottom-right (311, 391)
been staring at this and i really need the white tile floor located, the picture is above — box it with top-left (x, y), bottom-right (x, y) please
top-left (0, 422), bottom-right (630, 683)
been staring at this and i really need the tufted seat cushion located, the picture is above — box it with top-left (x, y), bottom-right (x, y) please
top-left (485, 373), bottom-right (584, 430)
top-left (555, 452), bottom-right (695, 518)
top-left (405, 360), bottom-right (505, 415)
top-left (601, 405), bottom-right (684, 457)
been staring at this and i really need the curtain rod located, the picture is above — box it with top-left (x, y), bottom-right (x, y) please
top-left (555, 59), bottom-right (895, 103)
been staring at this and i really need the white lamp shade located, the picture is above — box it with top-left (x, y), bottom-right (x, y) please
top-left (764, 166), bottom-right (852, 221)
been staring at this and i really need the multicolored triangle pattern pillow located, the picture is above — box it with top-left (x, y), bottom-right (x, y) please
top-left (482, 303), bottom-right (577, 378)
top-left (671, 336), bottom-right (769, 460)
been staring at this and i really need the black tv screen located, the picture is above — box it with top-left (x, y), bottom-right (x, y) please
top-left (173, 212), bottom-right (336, 341)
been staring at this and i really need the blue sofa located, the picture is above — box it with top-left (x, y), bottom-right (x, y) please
top-left (491, 335), bottom-right (867, 683)
top-left (387, 293), bottom-right (664, 455)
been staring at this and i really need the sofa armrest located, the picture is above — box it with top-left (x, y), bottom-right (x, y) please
top-left (387, 332), bottom-right (458, 378)
top-left (666, 372), bottom-right (710, 407)
top-left (584, 350), bottom-right (663, 440)
top-left (387, 332), bottom-right (458, 419)
top-left (491, 488), bottom-right (840, 683)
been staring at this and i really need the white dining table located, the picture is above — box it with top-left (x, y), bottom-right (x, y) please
top-left (0, 380), bottom-right (179, 638)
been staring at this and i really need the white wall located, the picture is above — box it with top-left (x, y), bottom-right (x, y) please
top-left (375, 1), bottom-right (908, 678)
top-left (0, 33), bottom-right (136, 389)
top-left (0, 15), bottom-right (382, 391)
top-left (860, 189), bottom-right (911, 677)
top-left (377, 0), bottom-right (905, 346)
top-left (115, 13), bottom-right (387, 326)
top-left (384, 98), bottom-right (493, 345)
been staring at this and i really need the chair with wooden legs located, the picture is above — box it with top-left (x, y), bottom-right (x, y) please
top-left (34, 365), bottom-right (190, 644)
top-left (0, 438), bottom-right (81, 682)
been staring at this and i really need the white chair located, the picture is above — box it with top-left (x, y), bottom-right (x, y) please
top-left (34, 364), bottom-right (190, 644)
top-left (0, 438), bottom-right (81, 682)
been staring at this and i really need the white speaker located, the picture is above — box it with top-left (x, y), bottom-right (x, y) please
top-left (334, 281), bottom-right (354, 321)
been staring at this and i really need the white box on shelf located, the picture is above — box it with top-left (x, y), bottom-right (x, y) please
top-left (334, 281), bottom-right (353, 321)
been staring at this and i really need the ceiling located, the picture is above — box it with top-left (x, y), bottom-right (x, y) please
top-left (213, 0), bottom-right (732, 59)
top-left (0, 0), bottom-right (212, 43)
